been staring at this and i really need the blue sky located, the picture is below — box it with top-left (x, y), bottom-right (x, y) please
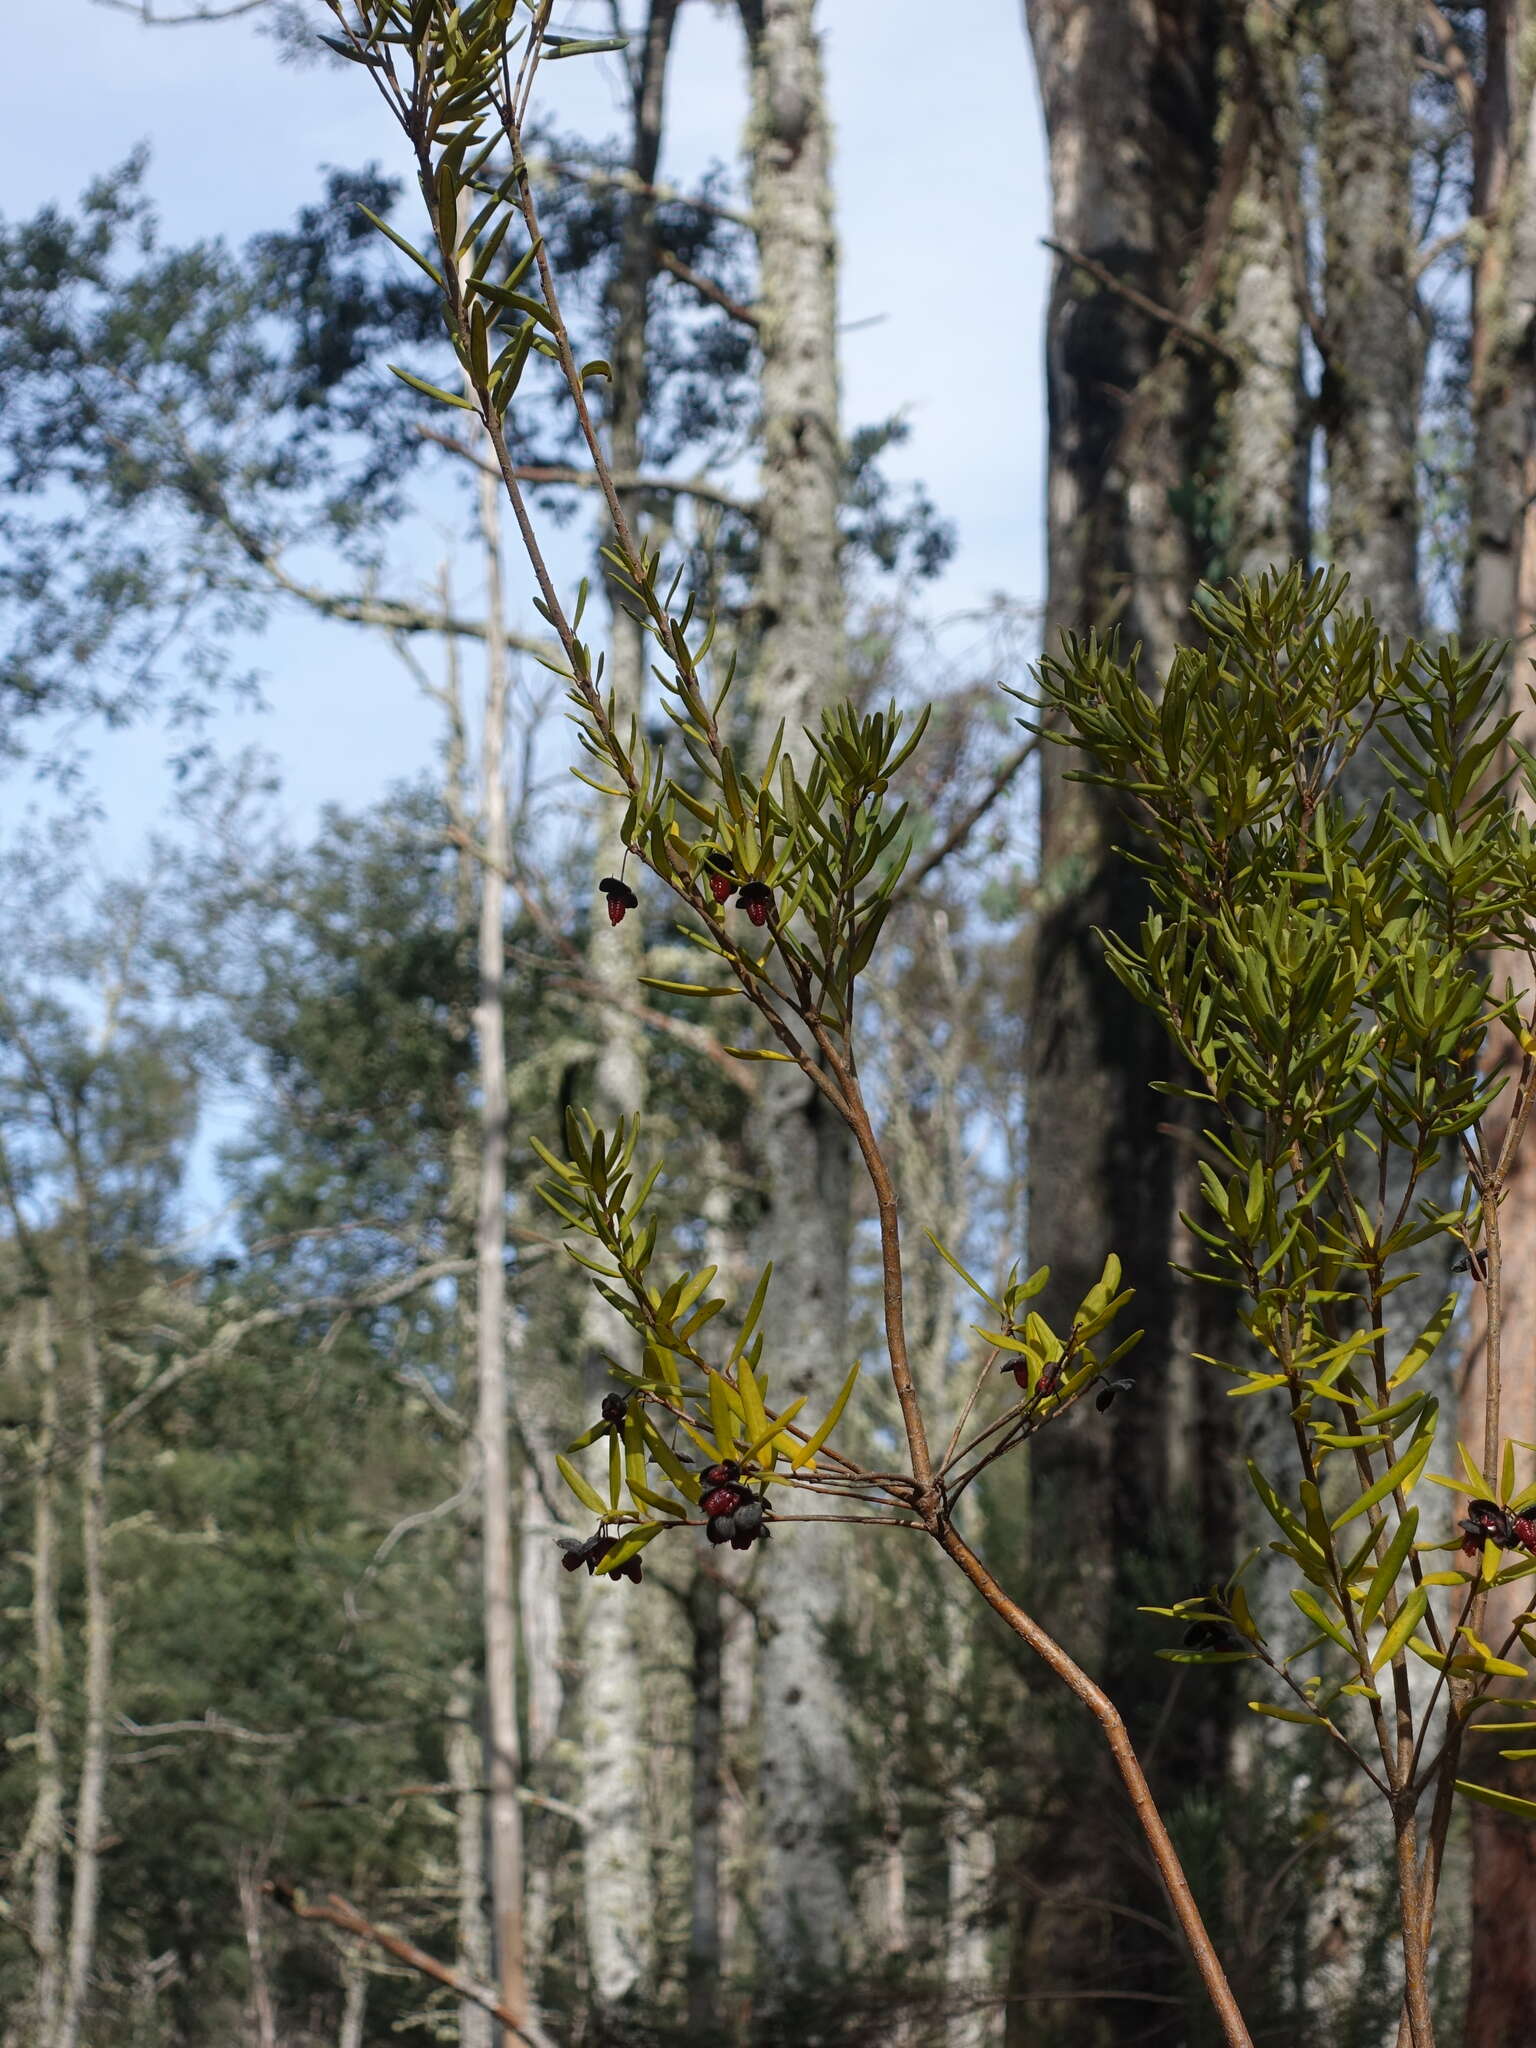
top-left (0, 0), bottom-right (1048, 862)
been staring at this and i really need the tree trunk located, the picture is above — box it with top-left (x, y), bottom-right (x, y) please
top-left (436, 568), bottom-right (498, 2048)
top-left (56, 1256), bottom-right (110, 2048)
top-left (1017, 2), bottom-right (1225, 2033)
top-left (1319, 0), bottom-right (1420, 643)
top-left (1461, 11), bottom-right (1536, 2036)
top-left (474, 457), bottom-right (530, 2040)
top-left (27, 1297), bottom-right (65, 2046)
top-left (237, 1854), bottom-right (279, 2048)
top-left (736, 0), bottom-right (858, 1985)
top-left (338, 1948), bottom-right (369, 2048)
top-left (449, 1655), bottom-right (495, 2048)
top-left (576, 1), bottom-right (679, 2016)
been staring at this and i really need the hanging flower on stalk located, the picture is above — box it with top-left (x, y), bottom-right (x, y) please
top-left (599, 876), bottom-right (639, 926)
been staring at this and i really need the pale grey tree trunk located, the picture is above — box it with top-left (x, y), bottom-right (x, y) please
top-left (1320, 0), bottom-right (1420, 640)
top-left (574, 1), bottom-right (681, 2017)
top-left (237, 1854), bottom-right (278, 2048)
top-left (449, 1655), bottom-right (495, 2048)
top-left (1218, 15), bottom-right (1308, 583)
top-left (436, 587), bottom-right (497, 2048)
top-left (26, 1298), bottom-right (64, 2047)
top-left (338, 1949), bottom-right (368, 2048)
top-left (56, 1256), bottom-right (109, 2048)
top-left (473, 459), bottom-right (530, 2039)
top-left (945, 1785), bottom-right (999, 2048)
top-left (734, 0), bottom-right (857, 1983)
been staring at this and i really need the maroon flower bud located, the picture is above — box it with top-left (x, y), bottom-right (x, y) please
top-left (707, 1513), bottom-right (736, 1546)
top-left (701, 1462), bottom-right (741, 1488)
top-left (700, 1484), bottom-right (744, 1522)
top-left (557, 1537), bottom-right (590, 1574)
top-left (737, 881), bottom-right (773, 927)
top-left (705, 857), bottom-right (736, 904)
top-left (1511, 1513), bottom-right (1536, 1555)
top-left (599, 876), bottom-right (638, 926)
top-left (601, 1392), bottom-right (629, 1425)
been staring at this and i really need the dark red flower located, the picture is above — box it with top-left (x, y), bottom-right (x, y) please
top-left (700, 1484), bottom-right (745, 1522)
top-left (701, 1461), bottom-right (742, 1489)
top-left (705, 857), bottom-right (736, 904)
top-left (1459, 1498), bottom-right (1520, 1556)
top-left (555, 1532), bottom-right (642, 1583)
top-left (599, 876), bottom-right (638, 925)
top-left (737, 881), bottom-right (773, 927)
top-left (601, 1392), bottom-right (629, 1425)
top-left (1512, 1512), bottom-right (1536, 1555)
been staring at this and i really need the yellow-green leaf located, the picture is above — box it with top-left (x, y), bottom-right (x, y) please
top-left (789, 1360), bottom-right (861, 1470)
top-left (1248, 1700), bottom-right (1330, 1726)
top-left (1456, 1778), bottom-right (1536, 1822)
top-left (1371, 1584), bottom-right (1428, 1674)
top-left (556, 1452), bottom-right (608, 1518)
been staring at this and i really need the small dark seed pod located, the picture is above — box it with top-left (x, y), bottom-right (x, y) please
top-left (601, 1392), bottom-right (629, 1425)
top-left (707, 1514), bottom-right (736, 1546)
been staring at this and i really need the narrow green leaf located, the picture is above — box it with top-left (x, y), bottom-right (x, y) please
top-left (1248, 1700), bottom-right (1330, 1726)
top-left (1331, 1414), bottom-right (1436, 1531)
top-left (356, 202), bottom-right (444, 286)
top-left (1371, 1585), bottom-right (1429, 1674)
top-left (556, 1452), bottom-right (608, 1518)
top-left (1290, 1587), bottom-right (1355, 1656)
top-left (1360, 1507), bottom-right (1418, 1628)
top-left (926, 1229), bottom-right (1003, 1313)
top-left (789, 1361), bottom-right (861, 1470)
top-left (388, 362), bottom-right (478, 411)
top-left (1456, 1778), bottom-right (1536, 1822)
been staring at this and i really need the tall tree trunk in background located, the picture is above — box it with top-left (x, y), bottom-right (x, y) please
top-left (736, 0), bottom-right (856, 1984)
top-left (27, 1297), bottom-right (64, 2046)
top-left (436, 575), bottom-right (497, 2048)
top-left (56, 1253), bottom-right (109, 2048)
top-left (474, 461), bottom-right (530, 2041)
top-left (1460, 6), bottom-right (1536, 2035)
top-left (1218, 10), bottom-right (1308, 585)
top-left (1016, 2), bottom-right (1225, 2034)
top-left (1319, 0), bottom-right (1420, 645)
top-left (579, 1), bottom-right (679, 2012)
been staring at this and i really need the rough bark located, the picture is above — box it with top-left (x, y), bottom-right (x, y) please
top-left (1319, 0), bottom-right (1420, 642)
top-left (55, 1258), bottom-right (110, 2048)
top-left (736, 0), bottom-right (857, 1982)
top-left (1018, 1), bottom-right (1226, 2033)
top-left (474, 459), bottom-right (530, 2040)
top-left (1461, 12), bottom-right (1536, 2034)
top-left (575, 0), bottom-right (679, 2013)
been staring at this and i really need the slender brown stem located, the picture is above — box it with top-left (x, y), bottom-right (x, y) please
top-left (934, 1524), bottom-right (1253, 2048)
